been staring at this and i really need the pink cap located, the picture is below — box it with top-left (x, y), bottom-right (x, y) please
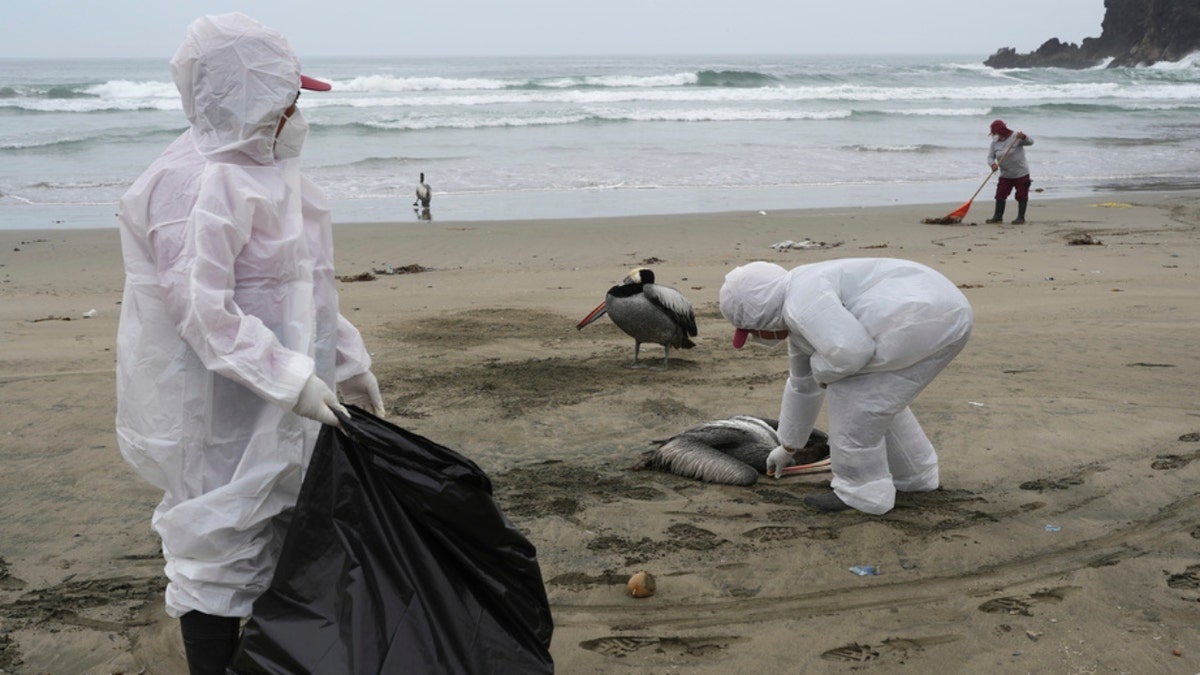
top-left (300, 74), bottom-right (332, 91)
top-left (732, 328), bottom-right (750, 349)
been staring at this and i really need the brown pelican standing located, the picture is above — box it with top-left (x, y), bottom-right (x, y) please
top-left (413, 172), bottom-right (431, 209)
top-left (636, 415), bottom-right (831, 485)
top-left (576, 268), bottom-right (697, 369)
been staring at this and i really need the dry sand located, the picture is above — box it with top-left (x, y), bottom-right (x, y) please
top-left (1, 193), bottom-right (1198, 673)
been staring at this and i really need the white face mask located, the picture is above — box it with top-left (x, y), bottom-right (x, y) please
top-left (274, 108), bottom-right (309, 161)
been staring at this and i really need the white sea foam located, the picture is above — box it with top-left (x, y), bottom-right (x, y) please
top-left (881, 107), bottom-right (991, 116)
top-left (336, 74), bottom-right (512, 92)
top-left (1147, 52), bottom-right (1200, 70)
top-left (83, 79), bottom-right (178, 100)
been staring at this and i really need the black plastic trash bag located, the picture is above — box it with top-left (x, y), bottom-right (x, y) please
top-left (230, 406), bottom-right (555, 674)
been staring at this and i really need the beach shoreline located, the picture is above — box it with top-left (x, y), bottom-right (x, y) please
top-left (1, 190), bottom-right (1198, 673)
top-left (6, 174), bottom-right (1199, 233)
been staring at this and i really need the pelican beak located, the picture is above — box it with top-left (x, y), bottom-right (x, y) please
top-left (778, 458), bottom-right (833, 476)
top-left (576, 301), bottom-right (608, 330)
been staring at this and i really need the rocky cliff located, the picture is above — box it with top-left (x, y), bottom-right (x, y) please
top-left (985, 0), bottom-right (1200, 68)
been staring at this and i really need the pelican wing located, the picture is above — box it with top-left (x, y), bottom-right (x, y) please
top-left (643, 439), bottom-right (759, 486)
top-left (642, 284), bottom-right (697, 336)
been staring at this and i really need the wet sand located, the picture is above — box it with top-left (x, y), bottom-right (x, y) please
top-left (1, 193), bottom-right (1198, 673)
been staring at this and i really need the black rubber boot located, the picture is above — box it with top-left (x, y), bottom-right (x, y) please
top-left (985, 200), bottom-right (1005, 224)
top-left (1012, 200), bottom-right (1027, 224)
top-left (180, 611), bottom-right (241, 675)
top-left (804, 491), bottom-right (852, 513)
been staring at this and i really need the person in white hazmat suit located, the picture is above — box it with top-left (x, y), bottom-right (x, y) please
top-left (719, 258), bottom-right (972, 515)
top-left (114, 13), bottom-right (385, 674)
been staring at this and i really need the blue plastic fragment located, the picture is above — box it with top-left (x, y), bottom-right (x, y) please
top-left (849, 565), bottom-right (878, 576)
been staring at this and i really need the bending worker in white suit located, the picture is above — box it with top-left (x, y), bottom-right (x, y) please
top-left (719, 258), bottom-right (972, 515)
top-left (114, 13), bottom-right (385, 674)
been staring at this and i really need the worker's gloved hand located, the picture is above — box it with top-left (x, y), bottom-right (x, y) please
top-left (766, 445), bottom-right (796, 479)
top-left (292, 374), bottom-right (347, 427)
top-left (339, 371), bottom-right (386, 417)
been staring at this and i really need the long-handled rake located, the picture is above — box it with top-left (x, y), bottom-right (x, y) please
top-left (923, 136), bottom-right (1018, 224)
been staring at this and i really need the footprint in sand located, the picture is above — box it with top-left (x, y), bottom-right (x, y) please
top-left (978, 586), bottom-right (1074, 616)
top-left (1166, 565), bottom-right (1200, 590)
top-left (1019, 476), bottom-right (1085, 491)
top-left (978, 596), bottom-right (1034, 616)
top-left (821, 642), bottom-right (881, 662)
top-left (579, 635), bottom-right (738, 658)
top-left (742, 525), bottom-right (838, 542)
top-left (820, 636), bottom-right (959, 663)
top-left (1151, 453), bottom-right (1198, 470)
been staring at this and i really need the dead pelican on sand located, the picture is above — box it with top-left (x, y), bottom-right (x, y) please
top-left (636, 415), bottom-right (831, 485)
top-left (576, 268), bottom-right (697, 369)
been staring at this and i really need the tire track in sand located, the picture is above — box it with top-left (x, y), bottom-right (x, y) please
top-left (552, 492), bottom-right (1199, 630)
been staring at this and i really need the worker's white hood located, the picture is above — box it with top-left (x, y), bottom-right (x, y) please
top-left (170, 12), bottom-right (302, 165)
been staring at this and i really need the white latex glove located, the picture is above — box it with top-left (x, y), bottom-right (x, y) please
top-left (339, 371), bottom-right (386, 417)
top-left (765, 445), bottom-right (796, 479)
top-left (292, 374), bottom-right (347, 427)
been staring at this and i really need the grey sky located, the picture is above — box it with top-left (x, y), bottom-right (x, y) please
top-left (4, 1), bottom-right (1106, 59)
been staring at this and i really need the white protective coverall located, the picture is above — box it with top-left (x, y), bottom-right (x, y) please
top-left (115, 13), bottom-right (373, 618)
top-left (719, 259), bottom-right (973, 515)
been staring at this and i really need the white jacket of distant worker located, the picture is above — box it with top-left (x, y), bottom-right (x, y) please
top-left (988, 133), bottom-right (1034, 179)
top-left (115, 13), bottom-right (372, 618)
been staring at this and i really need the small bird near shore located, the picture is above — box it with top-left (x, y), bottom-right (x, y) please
top-left (576, 268), bottom-right (696, 369)
top-left (413, 172), bottom-right (431, 209)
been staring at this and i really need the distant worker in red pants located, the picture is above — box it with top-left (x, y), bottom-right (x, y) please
top-left (986, 119), bottom-right (1034, 224)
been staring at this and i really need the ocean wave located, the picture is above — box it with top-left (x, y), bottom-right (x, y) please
top-left (350, 114), bottom-right (589, 131)
top-left (309, 82), bottom-right (1200, 110)
top-left (858, 107), bottom-right (991, 117)
top-left (344, 156), bottom-right (431, 169)
top-left (1086, 136), bottom-right (1185, 147)
top-left (534, 72), bottom-right (699, 88)
top-left (0, 127), bottom-right (181, 152)
top-left (846, 143), bottom-right (943, 153)
top-left (1145, 52), bottom-right (1200, 71)
top-left (334, 72), bottom-right (704, 92)
top-left (336, 107), bottom-right (852, 132)
top-left (1122, 101), bottom-right (1200, 111)
top-left (5, 75), bottom-right (1200, 115)
top-left (45, 85), bottom-right (93, 99)
top-left (695, 70), bottom-right (779, 87)
top-left (337, 74), bottom-right (513, 92)
top-left (329, 70), bottom-right (778, 92)
top-left (27, 179), bottom-right (129, 190)
top-left (0, 79), bottom-right (176, 99)
top-left (992, 99), bottom-right (1200, 115)
top-left (608, 108), bottom-right (848, 122)
top-left (0, 98), bottom-right (179, 113)
top-left (83, 79), bottom-right (178, 99)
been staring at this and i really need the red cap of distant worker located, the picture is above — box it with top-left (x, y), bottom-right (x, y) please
top-left (990, 119), bottom-right (1011, 137)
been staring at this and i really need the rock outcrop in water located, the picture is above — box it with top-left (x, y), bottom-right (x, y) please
top-left (985, 0), bottom-right (1200, 69)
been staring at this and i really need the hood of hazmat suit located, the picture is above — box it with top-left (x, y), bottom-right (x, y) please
top-left (115, 12), bottom-right (372, 618)
top-left (722, 258), bottom-right (972, 383)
